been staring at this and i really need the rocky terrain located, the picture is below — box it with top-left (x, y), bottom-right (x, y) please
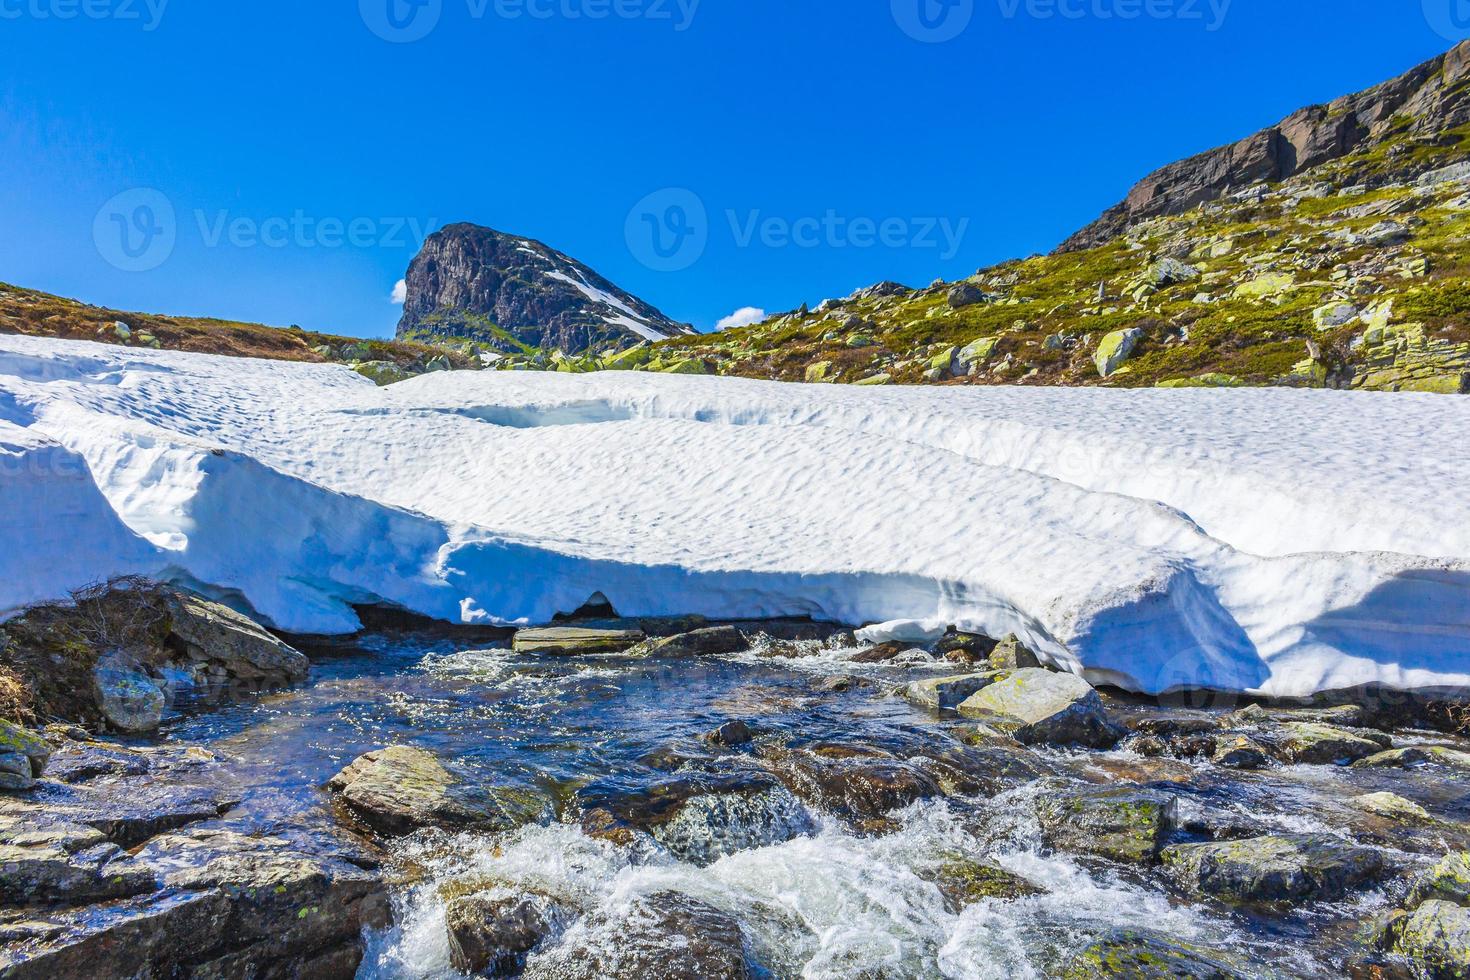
top-left (496, 42), bottom-right (1470, 393)
top-left (395, 223), bottom-right (693, 355)
top-left (5, 582), bottom-right (1470, 978)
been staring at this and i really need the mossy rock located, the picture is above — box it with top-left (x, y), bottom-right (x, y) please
top-left (1060, 929), bottom-right (1259, 979)
top-left (921, 856), bottom-right (1043, 909)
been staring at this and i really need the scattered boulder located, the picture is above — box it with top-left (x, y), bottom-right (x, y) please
top-left (164, 592), bottom-right (309, 691)
top-left (1393, 901), bottom-right (1470, 980)
top-left (957, 670), bottom-right (1125, 749)
top-left (327, 746), bottom-right (548, 836)
top-left (353, 360), bottom-right (414, 386)
top-left (765, 743), bottom-right (941, 825)
top-left (1265, 722), bottom-right (1388, 766)
top-left (948, 283), bottom-right (992, 309)
top-left (1409, 853), bottom-right (1470, 908)
top-left (956, 336), bottom-right (1000, 374)
top-left (1353, 792), bottom-right (1432, 824)
top-left (1094, 328), bottom-right (1145, 378)
top-left (522, 891), bottom-right (749, 980)
top-left (1211, 734), bottom-right (1271, 770)
top-left (934, 630), bottom-right (998, 664)
top-left (0, 721), bottom-right (51, 790)
top-left (1354, 746), bottom-right (1470, 771)
top-left (627, 626), bottom-right (747, 659)
top-left (902, 673), bottom-right (1003, 712)
top-left (1038, 787), bottom-right (1177, 864)
top-left (92, 652), bottom-right (166, 734)
top-left (511, 627), bottom-right (645, 655)
top-left (987, 634), bottom-right (1042, 671)
top-left (1161, 834), bottom-right (1386, 904)
top-left (1060, 929), bottom-right (1255, 979)
top-left (446, 890), bottom-right (562, 977)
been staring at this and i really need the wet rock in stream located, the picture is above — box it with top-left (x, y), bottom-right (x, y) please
top-left (521, 890), bottom-right (749, 980)
top-left (1038, 786), bottom-right (1179, 864)
top-left (1161, 834), bottom-right (1389, 904)
top-left (328, 746), bottom-right (550, 836)
top-left (957, 669), bottom-right (1127, 749)
top-left (1061, 929), bottom-right (1263, 979)
top-left (445, 889), bottom-right (566, 977)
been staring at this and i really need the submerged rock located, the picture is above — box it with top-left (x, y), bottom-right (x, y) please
top-left (921, 857), bottom-right (1044, 910)
top-left (1161, 834), bottom-right (1386, 904)
top-left (957, 670), bottom-right (1125, 748)
top-left (1265, 722), bottom-right (1389, 766)
top-left (523, 891), bottom-right (749, 980)
top-left (511, 627), bottom-right (645, 655)
top-left (1354, 746), bottom-right (1470, 771)
top-left (577, 770), bottom-right (813, 865)
top-left (765, 742), bottom-right (943, 826)
top-left (1061, 929), bottom-right (1257, 979)
top-left (1038, 787), bottom-right (1177, 864)
top-left (327, 746), bottom-right (547, 836)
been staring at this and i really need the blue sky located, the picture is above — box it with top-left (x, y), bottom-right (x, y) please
top-left (0, 1), bottom-right (1464, 336)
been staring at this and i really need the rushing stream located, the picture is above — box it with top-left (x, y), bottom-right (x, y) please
top-left (149, 629), bottom-right (1470, 979)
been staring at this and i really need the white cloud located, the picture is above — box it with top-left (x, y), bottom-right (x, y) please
top-left (715, 306), bottom-right (765, 331)
top-left (390, 279), bottom-right (407, 305)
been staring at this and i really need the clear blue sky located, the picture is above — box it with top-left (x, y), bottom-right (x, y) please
top-left (0, 1), bottom-right (1463, 336)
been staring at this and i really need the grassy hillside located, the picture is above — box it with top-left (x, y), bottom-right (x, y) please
top-left (490, 127), bottom-right (1470, 394)
top-left (0, 283), bottom-right (483, 382)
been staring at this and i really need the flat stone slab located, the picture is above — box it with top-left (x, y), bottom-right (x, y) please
top-left (511, 627), bottom-right (645, 655)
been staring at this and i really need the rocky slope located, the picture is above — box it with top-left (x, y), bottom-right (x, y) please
top-left (1060, 41), bottom-right (1470, 252)
top-left (395, 223), bottom-right (693, 355)
top-left (580, 43), bottom-right (1469, 394)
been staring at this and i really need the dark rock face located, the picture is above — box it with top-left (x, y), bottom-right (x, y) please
top-left (396, 223), bottom-right (693, 353)
top-left (1060, 41), bottom-right (1470, 252)
top-left (1038, 787), bottom-right (1177, 864)
top-left (446, 891), bottom-right (562, 977)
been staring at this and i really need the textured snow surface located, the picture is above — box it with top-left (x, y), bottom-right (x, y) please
top-left (2, 334), bottom-right (1468, 697)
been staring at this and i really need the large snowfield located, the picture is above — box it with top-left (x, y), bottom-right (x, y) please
top-left (2, 334), bottom-right (1467, 698)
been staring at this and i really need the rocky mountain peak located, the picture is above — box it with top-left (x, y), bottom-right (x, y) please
top-left (1059, 41), bottom-right (1470, 252)
top-left (396, 223), bottom-right (693, 354)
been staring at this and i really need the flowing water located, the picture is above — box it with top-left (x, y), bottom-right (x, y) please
top-left (154, 629), bottom-right (1470, 979)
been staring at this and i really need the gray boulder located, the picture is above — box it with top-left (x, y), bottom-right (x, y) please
top-left (92, 652), bottom-right (166, 734)
top-left (164, 592), bottom-right (309, 689)
top-left (987, 634), bottom-right (1042, 671)
top-left (1161, 834), bottom-right (1386, 903)
top-left (0, 721), bottom-right (51, 790)
top-left (327, 746), bottom-right (548, 836)
top-left (947, 283), bottom-right (992, 309)
top-left (902, 673), bottom-right (1004, 711)
top-left (957, 670), bottom-right (1125, 748)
